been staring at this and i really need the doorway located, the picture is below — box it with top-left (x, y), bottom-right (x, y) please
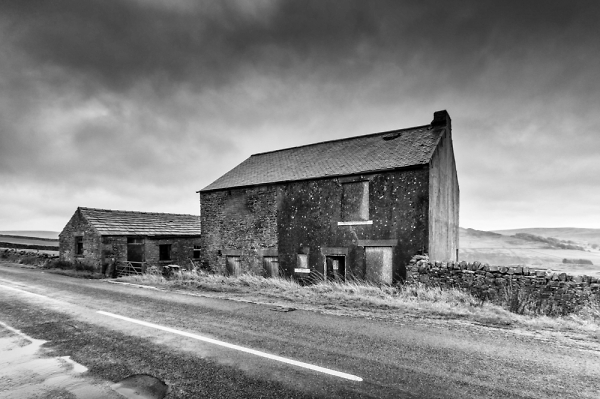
top-left (325, 255), bottom-right (346, 282)
top-left (226, 256), bottom-right (242, 277)
top-left (263, 256), bottom-right (279, 278)
top-left (126, 237), bottom-right (145, 274)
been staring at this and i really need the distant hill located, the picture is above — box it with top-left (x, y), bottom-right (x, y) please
top-left (459, 227), bottom-right (600, 276)
top-left (492, 228), bottom-right (600, 247)
top-left (0, 231), bottom-right (59, 252)
top-left (0, 231), bottom-right (59, 240)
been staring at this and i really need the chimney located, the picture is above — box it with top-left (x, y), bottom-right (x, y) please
top-left (431, 110), bottom-right (451, 128)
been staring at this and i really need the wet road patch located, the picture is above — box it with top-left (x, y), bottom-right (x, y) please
top-left (0, 320), bottom-right (121, 398)
top-left (111, 374), bottom-right (170, 399)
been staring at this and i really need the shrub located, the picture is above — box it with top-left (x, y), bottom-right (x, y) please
top-left (74, 260), bottom-right (96, 273)
top-left (44, 258), bottom-right (96, 273)
top-left (44, 259), bottom-right (75, 269)
top-left (19, 256), bottom-right (40, 265)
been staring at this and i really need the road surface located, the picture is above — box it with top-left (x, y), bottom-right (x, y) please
top-left (1, 263), bottom-right (599, 398)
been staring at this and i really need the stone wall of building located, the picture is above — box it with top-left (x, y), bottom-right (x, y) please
top-left (277, 168), bottom-right (431, 282)
top-left (59, 209), bottom-right (102, 270)
top-left (145, 237), bottom-right (200, 269)
top-left (406, 255), bottom-right (600, 311)
top-left (199, 186), bottom-right (280, 275)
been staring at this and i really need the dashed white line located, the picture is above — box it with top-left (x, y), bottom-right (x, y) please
top-left (97, 310), bottom-right (363, 382)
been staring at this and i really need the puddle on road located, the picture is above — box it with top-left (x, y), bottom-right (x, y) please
top-left (0, 321), bottom-right (122, 399)
top-left (111, 374), bottom-right (170, 399)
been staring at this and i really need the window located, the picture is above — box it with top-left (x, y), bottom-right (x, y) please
top-left (193, 245), bottom-right (201, 259)
top-left (294, 254), bottom-right (311, 275)
top-left (341, 181), bottom-right (369, 222)
top-left (75, 236), bottom-right (83, 256)
top-left (159, 244), bottom-right (172, 261)
top-left (296, 254), bottom-right (308, 269)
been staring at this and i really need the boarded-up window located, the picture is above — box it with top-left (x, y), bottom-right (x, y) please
top-left (193, 245), bottom-right (201, 259)
top-left (296, 254), bottom-right (308, 269)
top-left (159, 244), bottom-right (172, 261)
top-left (341, 181), bottom-right (369, 221)
top-left (263, 256), bottom-right (279, 278)
top-left (226, 256), bottom-right (241, 276)
top-left (75, 236), bottom-right (83, 256)
top-left (365, 247), bottom-right (393, 284)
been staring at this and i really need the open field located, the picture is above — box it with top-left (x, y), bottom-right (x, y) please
top-left (459, 227), bottom-right (600, 276)
top-left (0, 231), bottom-right (59, 253)
top-left (0, 230), bottom-right (59, 239)
top-left (493, 227), bottom-right (600, 247)
top-left (0, 234), bottom-right (59, 247)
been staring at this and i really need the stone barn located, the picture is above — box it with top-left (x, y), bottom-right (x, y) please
top-left (59, 207), bottom-right (201, 274)
top-left (198, 110), bottom-right (459, 284)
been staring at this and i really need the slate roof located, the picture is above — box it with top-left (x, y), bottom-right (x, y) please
top-left (201, 120), bottom-right (447, 192)
top-left (79, 207), bottom-right (201, 236)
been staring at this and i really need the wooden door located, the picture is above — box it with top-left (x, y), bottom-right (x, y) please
top-left (263, 257), bottom-right (279, 278)
top-left (226, 256), bottom-right (241, 277)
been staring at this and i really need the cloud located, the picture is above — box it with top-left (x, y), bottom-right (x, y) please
top-left (1, 0), bottom-right (599, 230)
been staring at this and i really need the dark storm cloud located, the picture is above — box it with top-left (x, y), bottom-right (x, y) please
top-left (4, 0), bottom-right (597, 94)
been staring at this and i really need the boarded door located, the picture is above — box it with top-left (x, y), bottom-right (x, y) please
top-left (226, 256), bottom-right (242, 277)
top-left (263, 257), bottom-right (279, 278)
top-left (365, 247), bottom-right (393, 284)
top-left (325, 256), bottom-right (346, 282)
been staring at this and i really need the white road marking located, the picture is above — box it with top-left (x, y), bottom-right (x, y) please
top-left (0, 282), bottom-right (54, 300)
top-left (0, 280), bottom-right (363, 381)
top-left (97, 310), bottom-right (363, 382)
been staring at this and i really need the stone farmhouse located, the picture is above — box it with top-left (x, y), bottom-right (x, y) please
top-left (59, 207), bottom-right (201, 273)
top-left (198, 110), bottom-right (459, 284)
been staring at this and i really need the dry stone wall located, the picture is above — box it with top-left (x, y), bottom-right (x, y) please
top-left (406, 255), bottom-right (600, 311)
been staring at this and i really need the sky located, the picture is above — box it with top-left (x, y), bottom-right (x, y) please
top-left (1, 0), bottom-right (599, 232)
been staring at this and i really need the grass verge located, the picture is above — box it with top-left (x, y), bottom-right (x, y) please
top-left (120, 270), bottom-right (600, 337)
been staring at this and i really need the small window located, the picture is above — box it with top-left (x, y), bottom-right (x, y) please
top-left (159, 244), bottom-right (172, 261)
top-left (193, 245), bottom-right (201, 259)
top-left (127, 237), bottom-right (144, 244)
top-left (297, 254), bottom-right (308, 269)
top-left (75, 236), bottom-right (83, 256)
top-left (341, 181), bottom-right (369, 221)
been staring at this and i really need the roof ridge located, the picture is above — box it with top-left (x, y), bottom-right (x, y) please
top-left (78, 207), bottom-right (199, 217)
top-left (250, 124), bottom-right (431, 157)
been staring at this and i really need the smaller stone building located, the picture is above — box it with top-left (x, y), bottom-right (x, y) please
top-left (59, 207), bottom-right (201, 273)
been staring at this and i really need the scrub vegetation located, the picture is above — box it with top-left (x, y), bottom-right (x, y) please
top-left (122, 270), bottom-right (600, 335)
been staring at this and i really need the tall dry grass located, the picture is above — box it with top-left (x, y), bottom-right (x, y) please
top-left (121, 270), bottom-right (600, 333)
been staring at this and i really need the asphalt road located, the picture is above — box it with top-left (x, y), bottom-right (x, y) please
top-left (1, 263), bottom-right (599, 399)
